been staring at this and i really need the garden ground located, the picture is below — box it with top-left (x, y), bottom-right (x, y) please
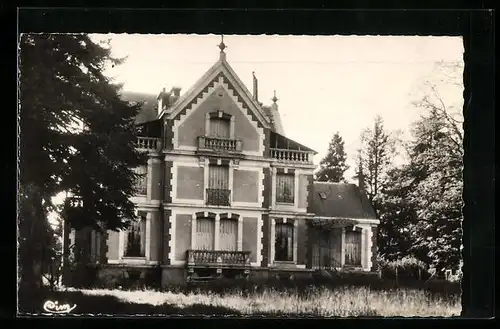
top-left (18, 281), bottom-right (461, 317)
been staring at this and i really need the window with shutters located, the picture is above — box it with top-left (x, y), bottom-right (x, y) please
top-left (196, 217), bottom-right (215, 250)
top-left (209, 117), bottom-right (230, 139)
top-left (206, 164), bottom-right (231, 206)
top-left (344, 230), bottom-right (362, 266)
top-left (276, 173), bottom-right (295, 204)
top-left (275, 222), bottom-right (294, 262)
top-left (219, 218), bottom-right (237, 251)
top-left (134, 166), bottom-right (147, 195)
top-left (124, 216), bottom-right (146, 257)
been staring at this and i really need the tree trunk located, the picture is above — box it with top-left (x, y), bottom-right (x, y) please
top-left (18, 184), bottom-right (47, 298)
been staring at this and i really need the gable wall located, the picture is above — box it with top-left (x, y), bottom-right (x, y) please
top-left (176, 85), bottom-right (261, 152)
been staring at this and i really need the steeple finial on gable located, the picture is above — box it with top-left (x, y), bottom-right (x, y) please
top-left (272, 90), bottom-right (278, 103)
top-left (218, 35), bottom-right (227, 59)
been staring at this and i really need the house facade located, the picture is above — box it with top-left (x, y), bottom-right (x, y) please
top-left (64, 40), bottom-right (379, 287)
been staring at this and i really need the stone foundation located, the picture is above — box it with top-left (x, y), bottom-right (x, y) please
top-left (67, 265), bottom-right (369, 289)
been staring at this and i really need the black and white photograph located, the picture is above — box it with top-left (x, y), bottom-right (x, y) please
top-left (18, 31), bottom-right (468, 317)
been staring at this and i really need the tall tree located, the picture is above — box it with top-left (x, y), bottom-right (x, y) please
top-left (358, 115), bottom-right (397, 209)
top-left (316, 132), bottom-right (349, 182)
top-left (405, 109), bottom-right (463, 274)
top-left (19, 34), bottom-right (145, 292)
top-left (375, 61), bottom-right (464, 274)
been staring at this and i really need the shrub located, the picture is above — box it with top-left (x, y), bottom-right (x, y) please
top-left (377, 255), bottom-right (430, 281)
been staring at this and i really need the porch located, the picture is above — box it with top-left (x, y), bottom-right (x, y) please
top-left (308, 217), bottom-right (368, 272)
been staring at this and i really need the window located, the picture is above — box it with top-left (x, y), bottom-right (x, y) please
top-left (207, 164), bottom-right (230, 206)
top-left (275, 222), bottom-right (294, 262)
top-left (276, 173), bottom-right (295, 203)
top-left (89, 230), bottom-right (101, 263)
top-left (209, 117), bottom-right (230, 139)
top-left (219, 218), bottom-right (237, 251)
top-left (124, 216), bottom-right (146, 257)
top-left (344, 230), bottom-right (362, 266)
top-left (134, 166), bottom-right (147, 195)
top-left (196, 217), bottom-right (215, 250)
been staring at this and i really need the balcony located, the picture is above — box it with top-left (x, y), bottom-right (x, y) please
top-left (270, 148), bottom-right (314, 164)
top-left (187, 250), bottom-right (251, 267)
top-left (206, 188), bottom-right (231, 206)
top-left (197, 136), bottom-right (243, 153)
top-left (136, 137), bottom-right (162, 152)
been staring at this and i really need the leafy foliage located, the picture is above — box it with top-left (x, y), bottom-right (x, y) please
top-left (19, 33), bottom-right (145, 290)
top-left (375, 61), bottom-right (463, 275)
top-left (316, 132), bottom-right (349, 183)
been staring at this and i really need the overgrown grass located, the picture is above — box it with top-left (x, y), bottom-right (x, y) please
top-left (51, 285), bottom-right (460, 317)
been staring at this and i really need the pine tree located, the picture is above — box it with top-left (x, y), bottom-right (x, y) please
top-left (19, 34), bottom-right (145, 292)
top-left (358, 115), bottom-right (397, 207)
top-left (316, 132), bottom-right (349, 182)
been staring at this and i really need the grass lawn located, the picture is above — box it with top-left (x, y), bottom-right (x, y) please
top-left (19, 285), bottom-right (461, 317)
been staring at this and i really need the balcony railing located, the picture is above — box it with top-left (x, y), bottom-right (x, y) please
top-left (197, 136), bottom-right (243, 152)
top-left (136, 137), bottom-right (162, 152)
top-left (270, 148), bottom-right (314, 163)
top-left (206, 188), bottom-right (231, 206)
top-left (187, 250), bottom-right (251, 266)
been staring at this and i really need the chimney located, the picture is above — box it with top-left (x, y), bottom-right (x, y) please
top-left (170, 87), bottom-right (181, 104)
top-left (252, 72), bottom-right (258, 102)
top-left (157, 87), bottom-right (166, 115)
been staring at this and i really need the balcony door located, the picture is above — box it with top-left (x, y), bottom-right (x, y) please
top-left (207, 164), bottom-right (230, 206)
top-left (196, 217), bottom-right (215, 250)
top-left (219, 218), bottom-right (237, 251)
top-left (209, 117), bottom-right (230, 139)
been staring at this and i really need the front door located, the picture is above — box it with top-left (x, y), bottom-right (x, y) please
top-left (319, 230), bottom-right (332, 268)
top-left (344, 230), bottom-right (362, 266)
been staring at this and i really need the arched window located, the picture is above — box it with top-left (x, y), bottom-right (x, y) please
top-left (219, 217), bottom-right (237, 251)
top-left (196, 217), bottom-right (215, 250)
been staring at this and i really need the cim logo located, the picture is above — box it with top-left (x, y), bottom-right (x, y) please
top-left (43, 300), bottom-right (77, 314)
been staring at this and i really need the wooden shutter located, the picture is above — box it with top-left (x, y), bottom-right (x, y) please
top-left (219, 218), bottom-right (237, 251)
top-left (276, 173), bottom-right (294, 203)
top-left (345, 230), bottom-right (362, 266)
top-left (208, 165), bottom-right (229, 190)
top-left (210, 118), bottom-right (230, 138)
top-left (135, 166), bottom-right (147, 195)
top-left (196, 218), bottom-right (214, 250)
top-left (275, 223), bottom-right (294, 261)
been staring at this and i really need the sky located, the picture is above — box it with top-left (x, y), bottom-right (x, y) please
top-left (90, 34), bottom-right (464, 182)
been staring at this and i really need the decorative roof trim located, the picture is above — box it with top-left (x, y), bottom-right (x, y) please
top-left (159, 57), bottom-right (271, 129)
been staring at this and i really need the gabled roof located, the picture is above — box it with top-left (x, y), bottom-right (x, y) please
top-left (158, 56), bottom-right (272, 129)
top-left (311, 182), bottom-right (377, 219)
